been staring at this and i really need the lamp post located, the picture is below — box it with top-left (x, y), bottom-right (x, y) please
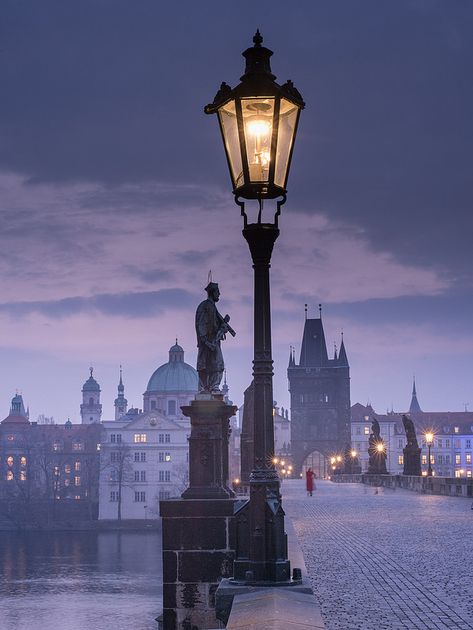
top-left (425, 431), bottom-right (434, 477)
top-left (205, 31), bottom-right (304, 584)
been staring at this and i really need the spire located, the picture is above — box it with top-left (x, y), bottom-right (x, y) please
top-left (338, 332), bottom-right (348, 366)
top-left (288, 345), bottom-right (295, 367)
top-left (114, 365), bottom-right (128, 421)
top-left (333, 342), bottom-right (338, 361)
top-left (409, 376), bottom-right (422, 413)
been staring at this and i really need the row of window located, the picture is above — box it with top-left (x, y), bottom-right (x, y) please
top-left (298, 394), bottom-right (330, 404)
top-left (110, 451), bottom-right (172, 464)
top-left (109, 490), bottom-right (171, 502)
top-left (110, 433), bottom-right (172, 444)
top-left (5, 455), bottom-right (27, 467)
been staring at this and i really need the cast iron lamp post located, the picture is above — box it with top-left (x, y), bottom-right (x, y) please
top-left (205, 31), bottom-right (304, 583)
top-left (425, 431), bottom-right (434, 477)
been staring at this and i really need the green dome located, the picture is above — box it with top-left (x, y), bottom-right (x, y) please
top-left (146, 343), bottom-right (198, 393)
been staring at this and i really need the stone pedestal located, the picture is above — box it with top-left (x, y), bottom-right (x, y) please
top-left (181, 396), bottom-right (237, 499)
top-left (403, 445), bottom-right (421, 476)
top-left (160, 498), bottom-right (236, 629)
top-left (160, 396), bottom-right (238, 629)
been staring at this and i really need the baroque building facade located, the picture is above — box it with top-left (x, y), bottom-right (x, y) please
top-left (288, 310), bottom-right (351, 475)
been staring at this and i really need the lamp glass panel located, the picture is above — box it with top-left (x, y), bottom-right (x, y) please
top-left (218, 100), bottom-right (243, 189)
top-left (241, 97), bottom-right (275, 183)
top-left (274, 98), bottom-right (299, 188)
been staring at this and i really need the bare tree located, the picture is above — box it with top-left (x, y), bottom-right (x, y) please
top-left (101, 442), bottom-right (133, 521)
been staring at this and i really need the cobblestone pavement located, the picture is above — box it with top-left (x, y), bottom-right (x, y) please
top-left (283, 479), bottom-right (473, 630)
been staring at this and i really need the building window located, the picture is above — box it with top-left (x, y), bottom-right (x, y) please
top-left (75, 461), bottom-right (81, 471)
top-left (398, 439), bottom-right (404, 449)
top-left (20, 470), bottom-right (26, 481)
top-left (466, 454), bottom-right (472, 464)
top-left (364, 427), bottom-right (370, 435)
top-left (455, 470), bottom-right (461, 478)
top-left (140, 452), bottom-right (146, 462)
top-left (134, 471), bottom-right (140, 481)
top-left (140, 471), bottom-right (146, 481)
top-left (73, 441), bottom-right (84, 451)
top-left (54, 466), bottom-right (60, 476)
top-left (356, 427), bottom-right (361, 435)
top-left (168, 400), bottom-right (177, 415)
top-left (111, 434), bottom-right (116, 443)
top-left (74, 476), bottom-right (81, 486)
top-left (165, 433), bottom-right (170, 443)
top-left (445, 455), bottom-right (451, 464)
top-left (437, 455), bottom-right (444, 464)
top-left (466, 440), bottom-right (471, 449)
top-left (159, 490), bottom-right (170, 500)
top-left (455, 454), bottom-right (461, 465)
top-left (74, 495), bottom-right (81, 500)
top-left (165, 453), bottom-right (171, 462)
top-left (467, 470), bottom-right (472, 478)
top-left (134, 452), bottom-right (140, 462)
top-left (7, 435), bottom-right (14, 441)
top-left (445, 439), bottom-right (450, 448)
top-left (6, 456), bottom-right (13, 467)
top-left (398, 455), bottom-right (403, 465)
top-left (110, 491), bottom-right (118, 502)
top-left (20, 456), bottom-right (27, 467)
top-left (454, 439), bottom-right (461, 448)
top-left (422, 455), bottom-right (427, 465)
top-left (150, 400), bottom-right (156, 410)
top-left (134, 491), bottom-right (146, 502)
top-left (159, 452), bottom-right (165, 462)
top-left (64, 479), bottom-right (70, 487)
top-left (437, 439), bottom-right (443, 448)
top-left (159, 434), bottom-right (164, 444)
top-left (134, 434), bottom-right (147, 443)
top-left (53, 441), bottom-right (61, 451)
top-left (6, 470), bottom-right (13, 481)
top-left (111, 452), bottom-right (118, 463)
top-left (64, 464), bottom-right (71, 474)
top-left (159, 470), bottom-right (171, 482)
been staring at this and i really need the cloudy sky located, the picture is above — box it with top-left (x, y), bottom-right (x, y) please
top-left (0, 0), bottom-right (472, 422)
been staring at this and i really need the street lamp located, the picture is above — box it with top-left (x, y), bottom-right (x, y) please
top-left (205, 31), bottom-right (304, 584)
top-left (425, 431), bottom-right (434, 477)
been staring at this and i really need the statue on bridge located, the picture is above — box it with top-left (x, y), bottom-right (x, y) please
top-left (195, 282), bottom-right (236, 393)
top-left (402, 414), bottom-right (422, 476)
top-left (367, 417), bottom-right (388, 475)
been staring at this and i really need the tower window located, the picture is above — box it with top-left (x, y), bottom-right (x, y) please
top-left (89, 397), bottom-right (94, 406)
top-left (150, 400), bottom-right (156, 410)
top-left (168, 400), bottom-right (176, 415)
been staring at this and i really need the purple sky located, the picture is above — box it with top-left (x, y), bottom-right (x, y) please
top-left (1, 1), bottom-right (472, 422)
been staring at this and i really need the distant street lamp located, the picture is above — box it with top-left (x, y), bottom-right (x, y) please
top-left (425, 431), bottom-right (434, 477)
top-left (205, 31), bottom-right (304, 584)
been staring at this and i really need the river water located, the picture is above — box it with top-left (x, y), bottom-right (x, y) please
top-left (0, 530), bottom-right (163, 630)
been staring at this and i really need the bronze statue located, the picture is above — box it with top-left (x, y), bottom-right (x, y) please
top-left (195, 282), bottom-right (235, 393)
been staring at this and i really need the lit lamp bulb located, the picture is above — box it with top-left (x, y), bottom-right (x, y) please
top-left (425, 432), bottom-right (434, 445)
top-left (272, 457), bottom-right (279, 465)
top-left (245, 106), bottom-right (272, 181)
top-left (330, 457), bottom-right (336, 465)
top-left (336, 456), bottom-right (342, 463)
top-left (376, 443), bottom-right (384, 453)
top-left (351, 450), bottom-right (357, 458)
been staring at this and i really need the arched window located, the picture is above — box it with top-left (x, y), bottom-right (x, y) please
top-left (89, 397), bottom-right (94, 406)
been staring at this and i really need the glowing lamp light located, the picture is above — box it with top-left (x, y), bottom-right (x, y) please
top-left (330, 457), bottom-right (336, 465)
top-left (425, 432), bottom-right (434, 445)
top-left (336, 456), bottom-right (342, 463)
top-left (204, 31), bottom-right (305, 201)
top-left (376, 443), bottom-right (385, 453)
top-left (272, 457), bottom-right (279, 465)
top-left (234, 478), bottom-right (240, 484)
top-left (351, 450), bottom-right (357, 458)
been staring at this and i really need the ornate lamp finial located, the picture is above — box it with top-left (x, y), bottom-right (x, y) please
top-left (253, 30), bottom-right (263, 46)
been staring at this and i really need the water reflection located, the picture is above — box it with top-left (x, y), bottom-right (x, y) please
top-left (0, 531), bottom-right (162, 630)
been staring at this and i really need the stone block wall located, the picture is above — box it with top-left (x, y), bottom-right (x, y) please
top-left (160, 497), bottom-right (235, 629)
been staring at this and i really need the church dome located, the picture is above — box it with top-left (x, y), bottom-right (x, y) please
top-left (146, 342), bottom-right (198, 393)
top-left (82, 368), bottom-right (100, 392)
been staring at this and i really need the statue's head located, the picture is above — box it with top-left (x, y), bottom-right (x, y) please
top-left (205, 281), bottom-right (220, 302)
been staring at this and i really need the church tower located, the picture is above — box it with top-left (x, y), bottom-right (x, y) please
top-left (288, 306), bottom-right (351, 474)
top-left (114, 366), bottom-right (128, 421)
top-left (409, 377), bottom-right (422, 413)
top-left (80, 368), bottom-right (102, 424)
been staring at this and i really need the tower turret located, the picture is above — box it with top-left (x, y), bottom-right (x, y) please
top-left (114, 365), bottom-right (128, 420)
top-left (80, 367), bottom-right (102, 424)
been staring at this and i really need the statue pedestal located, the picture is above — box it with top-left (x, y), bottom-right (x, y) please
top-left (403, 445), bottom-right (422, 476)
top-left (181, 396), bottom-right (237, 500)
top-left (160, 396), bottom-right (238, 629)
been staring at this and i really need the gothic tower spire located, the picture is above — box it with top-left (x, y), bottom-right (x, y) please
top-left (409, 376), bottom-right (422, 413)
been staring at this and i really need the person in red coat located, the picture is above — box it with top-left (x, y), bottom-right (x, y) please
top-left (306, 468), bottom-right (316, 496)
